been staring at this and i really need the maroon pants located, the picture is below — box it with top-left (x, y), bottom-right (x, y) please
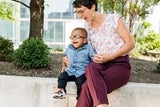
top-left (76, 55), bottom-right (131, 107)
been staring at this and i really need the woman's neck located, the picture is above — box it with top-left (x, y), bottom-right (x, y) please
top-left (90, 13), bottom-right (106, 28)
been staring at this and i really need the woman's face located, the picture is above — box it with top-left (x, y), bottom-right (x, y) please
top-left (74, 5), bottom-right (95, 23)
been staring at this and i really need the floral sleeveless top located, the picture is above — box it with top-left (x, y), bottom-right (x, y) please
top-left (86, 14), bottom-right (124, 54)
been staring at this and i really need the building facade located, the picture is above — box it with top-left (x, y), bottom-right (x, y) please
top-left (0, 0), bottom-right (159, 52)
top-left (0, 0), bottom-right (85, 51)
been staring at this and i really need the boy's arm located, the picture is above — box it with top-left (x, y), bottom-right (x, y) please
top-left (61, 56), bottom-right (67, 72)
top-left (61, 45), bottom-right (70, 72)
top-left (88, 44), bottom-right (95, 61)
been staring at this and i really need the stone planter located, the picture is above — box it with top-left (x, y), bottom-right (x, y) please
top-left (0, 75), bottom-right (160, 107)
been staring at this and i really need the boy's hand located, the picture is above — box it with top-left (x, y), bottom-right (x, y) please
top-left (60, 67), bottom-right (66, 72)
top-left (63, 56), bottom-right (70, 66)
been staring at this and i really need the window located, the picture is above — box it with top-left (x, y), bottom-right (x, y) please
top-left (6, 0), bottom-right (84, 51)
top-left (43, 21), bottom-right (64, 43)
top-left (45, 0), bottom-right (75, 19)
top-left (20, 21), bottom-right (30, 41)
top-left (20, 0), bottom-right (30, 18)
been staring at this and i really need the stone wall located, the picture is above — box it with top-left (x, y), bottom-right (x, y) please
top-left (0, 75), bottom-right (160, 107)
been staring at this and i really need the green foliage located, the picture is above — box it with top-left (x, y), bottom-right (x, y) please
top-left (13, 38), bottom-right (51, 69)
top-left (98, 0), bottom-right (160, 32)
top-left (98, 0), bottom-right (122, 13)
top-left (0, 36), bottom-right (14, 61)
top-left (130, 48), bottom-right (141, 58)
top-left (131, 21), bottom-right (160, 56)
top-left (98, 0), bottom-right (159, 18)
top-left (0, 1), bottom-right (16, 21)
top-left (141, 21), bottom-right (152, 29)
top-left (136, 31), bottom-right (160, 55)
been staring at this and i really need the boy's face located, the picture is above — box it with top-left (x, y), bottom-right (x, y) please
top-left (70, 30), bottom-right (87, 49)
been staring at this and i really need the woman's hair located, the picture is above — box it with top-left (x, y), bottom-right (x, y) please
top-left (72, 0), bottom-right (98, 11)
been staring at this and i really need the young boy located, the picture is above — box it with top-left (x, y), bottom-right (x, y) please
top-left (53, 27), bottom-right (94, 100)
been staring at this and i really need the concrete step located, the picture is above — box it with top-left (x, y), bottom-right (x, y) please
top-left (0, 75), bottom-right (160, 107)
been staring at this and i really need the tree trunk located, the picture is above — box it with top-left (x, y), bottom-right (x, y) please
top-left (129, 19), bottom-right (133, 33)
top-left (29, 0), bottom-right (44, 39)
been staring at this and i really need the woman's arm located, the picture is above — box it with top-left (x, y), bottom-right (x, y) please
top-left (93, 18), bottom-right (135, 63)
top-left (111, 18), bottom-right (135, 59)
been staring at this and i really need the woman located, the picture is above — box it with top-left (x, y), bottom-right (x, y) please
top-left (70, 0), bottom-right (135, 107)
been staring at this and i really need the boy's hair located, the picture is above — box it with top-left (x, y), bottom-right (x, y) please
top-left (72, 0), bottom-right (98, 11)
top-left (72, 27), bottom-right (88, 37)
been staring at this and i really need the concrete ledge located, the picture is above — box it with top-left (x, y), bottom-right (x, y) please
top-left (0, 75), bottom-right (160, 107)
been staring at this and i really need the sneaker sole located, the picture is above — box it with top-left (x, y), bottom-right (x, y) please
top-left (53, 95), bottom-right (66, 99)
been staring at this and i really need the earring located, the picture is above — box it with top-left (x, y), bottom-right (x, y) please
top-left (92, 12), bottom-right (95, 18)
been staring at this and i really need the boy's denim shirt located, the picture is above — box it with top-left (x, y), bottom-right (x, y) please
top-left (64, 44), bottom-right (95, 78)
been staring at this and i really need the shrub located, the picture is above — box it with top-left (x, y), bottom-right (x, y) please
top-left (137, 31), bottom-right (160, 55)
top-left (133, 21), bottom-right (160, 55)
top-left (0, 36), bottom-right (14, 61)
top-left (13, 38), bottom-right (50, 69)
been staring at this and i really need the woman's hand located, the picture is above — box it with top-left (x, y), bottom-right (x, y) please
top-left (93, 53), bottom-right (112, 63)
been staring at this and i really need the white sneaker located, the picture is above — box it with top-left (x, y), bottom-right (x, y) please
top-left (53, 90), bottom-right (66, 99)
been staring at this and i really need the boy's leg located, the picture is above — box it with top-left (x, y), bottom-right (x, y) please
top-left (75, 74), bottom-right (86, 100)
top-left (57, 71), bottom-right (69, 92)
top-left (53, 72), bottom-right (70, 99)
top-left (58, 72), bottom-right (78, 92)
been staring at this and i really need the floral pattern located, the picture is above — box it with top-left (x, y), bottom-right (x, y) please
top-left (87, 14), bottom-right (124, 54)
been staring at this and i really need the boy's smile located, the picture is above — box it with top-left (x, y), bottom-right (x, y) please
top-left (70, 30), bottom-right (87, 49)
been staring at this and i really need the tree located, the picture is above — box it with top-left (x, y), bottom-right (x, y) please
top-left (29, 0), bottom-right (44, 39)
top-left (0, 0), bottom-right (44, 39)
top-left (11, 0), bottom-right (44, 39)
top-left (98, 0), bottom-right (160, 33)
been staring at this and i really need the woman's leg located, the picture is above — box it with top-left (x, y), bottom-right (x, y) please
top-left (76, 55), bottom-right (131, 107)
top-left (86, 62), bottom-right (108, 106)
top-left (76, 82), bottom-right (93, 107)
top-left (103, 55), bottom-right (131, 93)
top-left (94, 55), bottom-right (131, 105)
top-left (76, 62), bottom-right (107, 107)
